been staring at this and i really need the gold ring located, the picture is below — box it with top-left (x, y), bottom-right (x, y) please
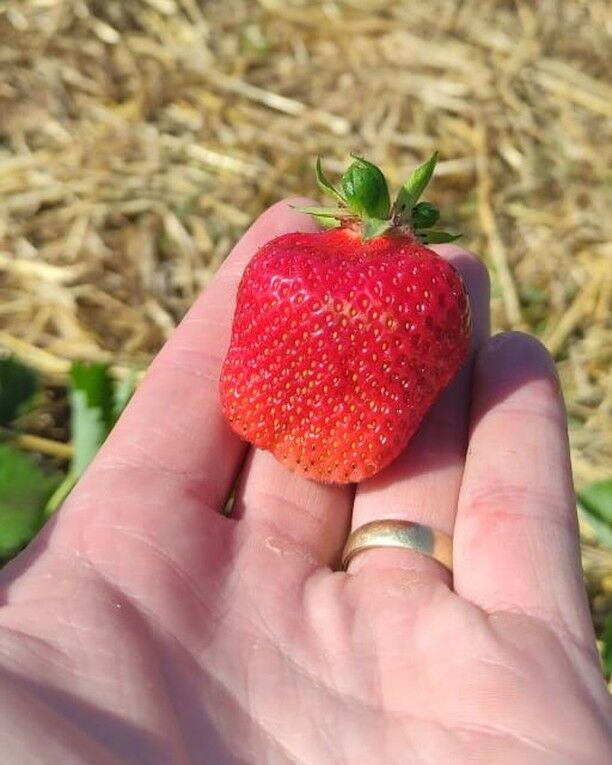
top-left (342, 520), bottom-right (453, 572)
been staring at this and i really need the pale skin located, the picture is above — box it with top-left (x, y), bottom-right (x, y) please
top-left (0, 201), bottom-right (610, 765)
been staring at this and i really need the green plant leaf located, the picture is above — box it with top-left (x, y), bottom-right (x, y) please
top-left (315, 157), bottom-right (346, 205)
top-left (70, 390), bottom-right (107, 477)
top-left (395, 152), bottom-right (438, 218)
top-left (292, 205), bottom-right (351, 229)
top-left (312, 216), bottom-right (342, 229)
top-left (292, 206), bottom-right (352, 218)
top-left (411, 201), bottom-right (440, 229)
top-left (362, 218), bottom-right (392, 241)
top-left (0, 444), bottom-right (61, 559)
top-left (46, 364), bottom-right (136, 517)
top-left (342, 155), bottom-right (391, 219)
top-left (578, 506), bottom-right (612, 548)
top-left (578, 478), bottom-right (612, 546)
top-left (600, 615), bottom-right (612, 676)
top-left (578, 479), bottom-right (612, 524)
top-left (44, 471), bottom-right (77, 519)
top-left (70, 362), bottom-right (114, 477)
top-left (71, 362), bottom-right (114, 429)
top-left (0, 357), bottom-right (39, 426)
top-left (418, 231), bottom-right (461, 244)
top-left (112, 370), bottom-right (137, 424)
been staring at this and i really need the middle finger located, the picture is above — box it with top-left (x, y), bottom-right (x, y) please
top-left (349, 247), bottom-right (490, 581)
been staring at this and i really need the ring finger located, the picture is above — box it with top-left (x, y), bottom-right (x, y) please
top-left (348, 246), bottom-right (490, 581)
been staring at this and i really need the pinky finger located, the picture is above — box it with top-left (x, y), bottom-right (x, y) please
top-left (453, 332), bottom-right (597, 658)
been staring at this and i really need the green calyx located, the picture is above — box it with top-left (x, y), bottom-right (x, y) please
top-left (341, 155), bottom-right (390, 219)
top-left (298, 151), bottom-right (459, 243)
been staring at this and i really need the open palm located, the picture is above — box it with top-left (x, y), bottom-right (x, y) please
top-left (1, 201), bottom-right (610, 765)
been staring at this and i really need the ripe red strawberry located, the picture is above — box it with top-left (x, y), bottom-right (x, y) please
top-left (220, 153), bottom-right (470, 483)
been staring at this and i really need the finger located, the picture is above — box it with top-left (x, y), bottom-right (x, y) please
top-left (233, 447), bottom-right (354, 569)
top-left (348, 246), bottom-right (490, 581)
top-left (454, 332), bottom-right (596, 654)
top-left (66, 199), bottom-right (320, 515)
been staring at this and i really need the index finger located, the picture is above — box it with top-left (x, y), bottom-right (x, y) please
top-left (71, 198), bottom-right (319, 512)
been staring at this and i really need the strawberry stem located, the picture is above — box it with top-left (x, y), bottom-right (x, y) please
top-left (300, 152), bottom-right (459, 244)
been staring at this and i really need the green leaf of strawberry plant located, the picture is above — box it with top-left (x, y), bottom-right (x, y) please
top-left (112, 370), bottom-right (137, 425)
top-left (71, 362), bottom-right (114, 435)
top-left (361, 218), bottom-right (392, 241)
top-left (417, 231), bottom-right (461, 244)
top-left (315, 157), bottom-right (347, 205)
top-left (292, 206), bottom-right (352, 219)
top-left (71, 388), bottom-right (108, 478)
top-left (0, 356), bottom-right (39, 426)
top-left (312, 216), bottom-right (341, 229)
top-left (46, 362), bottom-right (136, 516)
top-left (342, 155), bottom-right (391, 220)
top-left (600, 615), bottom-right (612, 677)
top-left (578, 478), bottom-right (612, 547)
top-left (578, 508), bottom-right (612, 548)
top-left (411, 201), bottom-right (440, 229)
top-left (395, 152), bottom-right (438, 219)
top-left (579, 479), bottom-right (612, 524)
top-left (293, 206), bottom-right (351, 229)
top-left (0, 444), bottom-right (61, 560)
top-left (43, 472), bottom-right (77, 519)
top-left (69, 361), bottom-right (116, 478)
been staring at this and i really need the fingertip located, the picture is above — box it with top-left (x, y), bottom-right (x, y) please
top-left (433, 245), bottom-right (490, 295)
top-left (431, 245), bottom-right (490, 348)
top-left (475, 331), bottom-right (558, 384)
top-left (471, 331), bottom-right (563, 431)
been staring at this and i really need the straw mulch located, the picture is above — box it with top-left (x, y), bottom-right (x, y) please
top-left (0, 0), bottom-right (611, 641)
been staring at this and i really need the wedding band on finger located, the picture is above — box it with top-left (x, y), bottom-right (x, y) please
top-left (341, 520), bottom-right (453, 572)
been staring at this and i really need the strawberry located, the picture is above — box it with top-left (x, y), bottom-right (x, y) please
top-left (220, 153), bottom-right (470, 483)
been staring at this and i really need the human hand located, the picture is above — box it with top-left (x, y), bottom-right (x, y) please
top-left (0, 201), bottom-right (610, 764)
